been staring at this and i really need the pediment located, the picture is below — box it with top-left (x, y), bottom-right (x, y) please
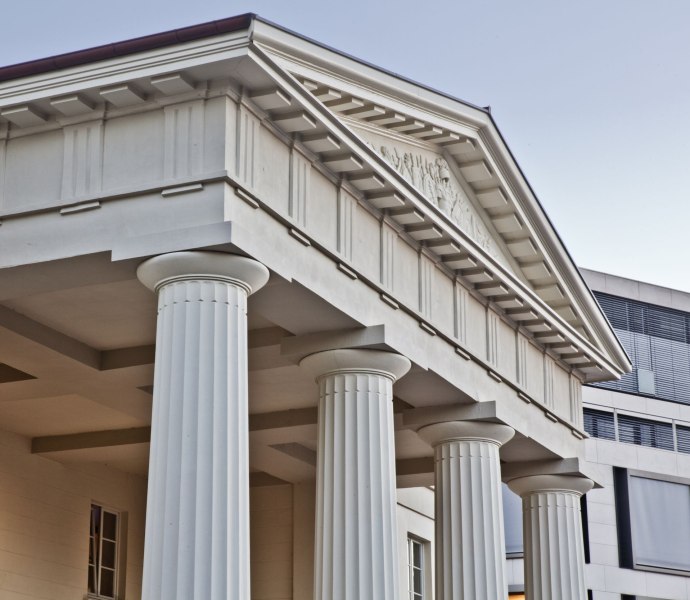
top-left (243, 35), bottom-right (631, 381)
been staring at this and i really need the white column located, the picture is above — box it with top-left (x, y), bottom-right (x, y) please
top-left (300, 349), bottom-right (411, 600)
top-left (417, 421), bottom-right (515, 600)
top-left (507, 475), bottom-right (594, 600)
top-left (137, 251), bottom-right (269, 600)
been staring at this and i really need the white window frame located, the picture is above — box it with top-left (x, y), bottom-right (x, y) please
top-left (88, 503), bottom-right (121, 600)
top-left (407, 535), bottom-right (426, 600)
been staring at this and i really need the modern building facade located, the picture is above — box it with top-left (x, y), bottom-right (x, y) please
top-left (0, 15), bottom-right (631, 600)
top-left (579, 269), bottom-right (690, 600)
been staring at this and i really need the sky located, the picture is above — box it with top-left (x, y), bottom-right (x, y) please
top-left (1, 0), bottom-right (689, 292)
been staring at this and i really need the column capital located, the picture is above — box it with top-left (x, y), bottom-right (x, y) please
top-left (418, 420), bottom-right (514, 448)
top-left (507, 474), bottom-right (594, 497)
top-left (137, 251), bottom-right (269, 294)
top-left (299, 348), bottom-right (410, 382)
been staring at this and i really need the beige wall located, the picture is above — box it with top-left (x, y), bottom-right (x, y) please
top-left (250, 484), bottom-right (294, 600)
top-left (250, 483), bottom-right (437, 600)
top-left (0, 435), bottom-right (435, 600)
top-left (0, 429), bottom-right (147, 600)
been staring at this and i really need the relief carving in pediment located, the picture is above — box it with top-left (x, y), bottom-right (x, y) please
top-left (357, 132), bottom-right (508, 266)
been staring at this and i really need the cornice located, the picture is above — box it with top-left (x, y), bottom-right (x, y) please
top-left (0, 31), bottom-right (251, 106)
top-left (251, 18), bottom-right (490, 128)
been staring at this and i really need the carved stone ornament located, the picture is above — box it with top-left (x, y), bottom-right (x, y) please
top-left (366, 140), bottom-right (506, 264)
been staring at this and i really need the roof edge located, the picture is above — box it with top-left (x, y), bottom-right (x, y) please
top-left (253, 16), bottom-right (489, 117)
top-left (0, 13), bottom-right (255, 84)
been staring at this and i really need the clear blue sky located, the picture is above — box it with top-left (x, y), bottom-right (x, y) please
top-left (3, 0), bottom-right (689, 291)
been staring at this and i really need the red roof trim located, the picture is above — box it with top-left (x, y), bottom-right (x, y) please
top-left (0, 13), bottom-right (254, 84)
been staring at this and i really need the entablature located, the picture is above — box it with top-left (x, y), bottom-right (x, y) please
top-left (0, 17), bottom-right (629, 386)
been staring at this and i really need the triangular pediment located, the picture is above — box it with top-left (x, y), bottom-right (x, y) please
top-left (245, 25), bottom-right (631, 381)
top-left (286, 80), bottom-right (557, 299)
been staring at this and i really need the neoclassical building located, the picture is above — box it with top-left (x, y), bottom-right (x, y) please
top-left (0, 14), bottom-right (630, 600)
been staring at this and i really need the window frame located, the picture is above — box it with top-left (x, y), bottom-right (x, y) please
top-left (88, 502), bottom-right (123, 600)
top-left (614, 467), bottom-right (690, 576)
top-left (406, 535), bottom-right (427, 600)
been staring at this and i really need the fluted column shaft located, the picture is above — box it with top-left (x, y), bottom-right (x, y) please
top-left (418, 421), bottom-right (515, 600)
top-left (300, 349), bottom-right (411, 600)
top-left (508, 475), bottom-right (594, 600)
top-left (137, 252), bottom-right (268, 600)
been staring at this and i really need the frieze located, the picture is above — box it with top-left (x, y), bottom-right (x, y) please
top-left (366, 141), bottom-right (506, 264)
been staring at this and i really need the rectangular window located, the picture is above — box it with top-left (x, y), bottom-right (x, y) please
top-left (583, 408), bottom-right (616, 440)
top-left (614, 468), bottom-right (690, 574)
top-left (617, 414), bottom-right (673, 450)
top-left (629, 475), bottom-right (690, 571)
top-left (407, 536), bottom-right (425, 600)
top-left (591, 291), bottom-right (690, 405)
top-left (88, 504), bottom-right (120, 599)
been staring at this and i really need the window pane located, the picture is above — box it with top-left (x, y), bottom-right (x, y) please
top-left (502, 484), bottom-right (523, 554)
top-left (88, 565), bottom-right (97, 594)
top-left (99, 567), bottom-right (115, 598)
top-left (412, 541), bottom-right (421, 566)
top-left (102, 540), bottom-right (116, 569)
top-left (677, 426), bottom-right (690, 454)
top-left (617, 415), bottom-right (673, 450)
top-left (630, 476), bottom-right (690, 571)
top-left (103, 511), bottom-right (118, 541)
top-left (583, 408), bottom-right (615, 440)
top-left (413, 568), bottom-right (422, 594)
top-left (89, 505), bottom-right (100, 593)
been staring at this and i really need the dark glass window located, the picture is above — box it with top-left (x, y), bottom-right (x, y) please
top-left (502, 484), bottom-right (523, 555)
top-left (678, 425), bottom-right (690, 454)
top-left (583, 408), bottom-right (616, 440)
top-left (617, 414), bottom-right (674, 450)
top-left (592, 292), bottom-right (690, 405)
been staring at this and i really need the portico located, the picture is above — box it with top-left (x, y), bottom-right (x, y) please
top-left (0, 14), bottom-right (630, 600)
